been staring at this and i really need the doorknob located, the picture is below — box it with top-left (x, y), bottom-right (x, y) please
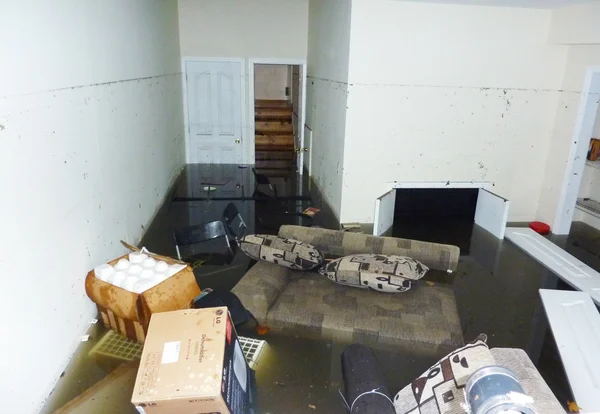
top-left (295, 148), bottom-right (300, 153)
top-left (235, 139), bottom-right (241, 144)
top-left (303, 147), bottom-right (308, 152)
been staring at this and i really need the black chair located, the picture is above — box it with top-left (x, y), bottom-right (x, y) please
top-left (223, 202), bottom-right (248, 241)
top-left (252, 167), bottom-right (278, 198)
top-left (173, 220), bottom-right (233, 263)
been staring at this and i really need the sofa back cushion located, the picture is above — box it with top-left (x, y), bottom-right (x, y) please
top-left (278, 225), bottom-right (460, 271)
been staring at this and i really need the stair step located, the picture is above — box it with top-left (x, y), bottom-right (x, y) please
top-left (256, 160), bottom-right (293, 169)
top-left (255, 134), bottom-right (293, 147)
top-left (255, 99), bottom-right (290, 108)
top-left (255, 151), bottom-right (295, 160)
top-left (255, 121), bottom-right (293, 134)
top-left (255, 108), bottom-right (292, 121)
top-left (254, 168), bottom-right (294, 177)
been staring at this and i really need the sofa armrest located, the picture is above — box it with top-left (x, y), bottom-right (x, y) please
top-left (231, 261), bottom-right (291, 322)
top-left (278, 225), bottom-right (460, 271)
top-left (490, 348), bottom-right (565, 413)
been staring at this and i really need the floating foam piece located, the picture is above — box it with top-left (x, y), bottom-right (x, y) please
top-left (142, 257), bottom-right (157, 269)
top-left (128, 264), bottom-right (143, 276)
top-left (129, 251), bottom-right (148, 264)
top-left (110, 271), bottom-right (127, 287)
top-left (94, 264), bottom-right (115, 281)
top-left (140, 269), bottom-right (154, 279)
top-left (167, 263), bottom-right (187, 277)
top-left (155, 261), bottom-right (169, 273)
top-left (115, 258), bottom-right (130, 270)
top-left (122, 276), bottom-right (138, 292)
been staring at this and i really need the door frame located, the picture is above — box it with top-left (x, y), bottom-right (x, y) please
top-left (248, 58), bottom-right (307, 172)
top-left (553, 66), bottom-right (600, 234)
top-left (181, 57), bottom-right (247, 164)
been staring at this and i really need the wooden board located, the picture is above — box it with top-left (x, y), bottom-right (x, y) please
top-left (255, 160), bottom-right (293, 169)
top-left (505, 227), bottom-right (600, 305)
top-left (539, 289), bottom-right (600, 412)
top-left (254, 168), bottom-right (293, 177)
top-left (255, 135), bottom-right (294, 146)
top-left (255, 121), bottom-right (293, 134)
top-left (53, 363), bottom-right (139, 414)
top-left (255, 99), bottom-right (290, 108)
top-left (255, 151), bottom-right (295, 160)
top-left (255, 108), bottom-right (292, 121)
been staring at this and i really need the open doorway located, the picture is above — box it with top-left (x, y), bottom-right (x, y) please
top-left (249, 59), bottom-right (307, 179)
top-left (554, 67), bottom-right (600, 235)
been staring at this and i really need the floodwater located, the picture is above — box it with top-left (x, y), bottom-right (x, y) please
top-left (41, 165), bottom-right (588, 413)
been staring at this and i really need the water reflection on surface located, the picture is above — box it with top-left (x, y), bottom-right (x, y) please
top-left (42, 165), bottom-right (596, 413)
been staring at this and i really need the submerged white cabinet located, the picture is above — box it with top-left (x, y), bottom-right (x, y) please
top-left (373, 190), bottom-right (396, 236)
top-left (474, 189), bottom-right (510, 239)
top-left (372, 185), bottom-right (509, 239)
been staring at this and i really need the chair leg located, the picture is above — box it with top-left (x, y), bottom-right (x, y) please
top-left (224, 234), bottom-right (234, 256)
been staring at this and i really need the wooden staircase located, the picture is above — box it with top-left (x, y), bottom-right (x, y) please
top-left (255, 99), bottom-right (295, 176)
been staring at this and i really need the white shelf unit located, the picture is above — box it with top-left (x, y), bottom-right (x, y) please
top-left (575, 159), bottom-right (600, 230)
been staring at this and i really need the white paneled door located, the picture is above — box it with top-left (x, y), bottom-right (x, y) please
top-left (186, 60), bottom-right (243, 164)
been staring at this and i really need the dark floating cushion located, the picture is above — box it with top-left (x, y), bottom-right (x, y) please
top-left (318, 254), bottom-right (429, 293)
top-left (240, 234), bottom-right (324, 270)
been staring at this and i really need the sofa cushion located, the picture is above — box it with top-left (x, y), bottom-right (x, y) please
top-left (318, 254), bottom-right (429, 293)
top-left (231, 261), bottom-right (291, 321)
top-left (394, 334), bottom-right (495, 414)
top-left (265, 271), bottom-right (464, 351)
top-left (240, 234), bottom-right (324, 270)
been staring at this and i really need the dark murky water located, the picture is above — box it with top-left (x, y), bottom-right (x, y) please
top-left (43, 165), bottom-right (593, 413)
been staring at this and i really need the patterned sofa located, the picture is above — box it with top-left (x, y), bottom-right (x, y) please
top-left (232, 226), bottom-right (464, 353)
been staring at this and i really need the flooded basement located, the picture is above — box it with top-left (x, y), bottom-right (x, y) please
top-left (41, 165), bottom-right (593, 413)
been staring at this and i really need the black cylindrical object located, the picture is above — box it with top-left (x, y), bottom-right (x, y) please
top-left (466, 366), bottom-right (536, 414)
top-left (341, 344), bottom-right (395, 414)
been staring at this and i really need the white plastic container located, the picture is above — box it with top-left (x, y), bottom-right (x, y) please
top-left (128, 264), bottom-right (143, 276)
top-left (110, 271), bottom-right (127, 287)
top-left (129, 251), bottom-right (148, 264)
top-left (122, 276), bottom-right (138, 292)
top-left (115, 258), bottom-right (130, 270)
top-left (140, 269), bottom-right (155, 279)
top-left (142, 257), bottom-right (157, 269)
top-left (155, 261), bottom-right (169, 273)
top-left (132, 279), bottom-right (154, 294)
top-left (94, 264), bottom-right (115, 281)
top-left (167, 263), bottom-right (187, 277)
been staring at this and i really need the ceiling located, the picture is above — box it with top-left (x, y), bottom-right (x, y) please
top-left (403, 0), bottom-right (597, 8)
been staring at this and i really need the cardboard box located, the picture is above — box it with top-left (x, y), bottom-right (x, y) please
top-left (131, 307), bottom-right (253, 414)
top-left (85, 245), bottom-right (201, 343)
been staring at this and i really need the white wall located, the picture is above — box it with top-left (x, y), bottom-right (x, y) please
top-left (254, 64), bottom-right (290, 100)
top-left (178, 0), bottom-right (309, 59)
top-left (305, 0), bottom-right (352, 219)
top-left (0, 1), bottom-right (184, 412)
top-left (340, 0), bottom-right (568, 224)
top-left (549, 1), bottom-right (600, 44)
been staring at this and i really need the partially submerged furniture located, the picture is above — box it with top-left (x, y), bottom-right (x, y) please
top-left (232, 226), bottom-right (463, 353)
top-left (490, 348), bottom-right (565, 413)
